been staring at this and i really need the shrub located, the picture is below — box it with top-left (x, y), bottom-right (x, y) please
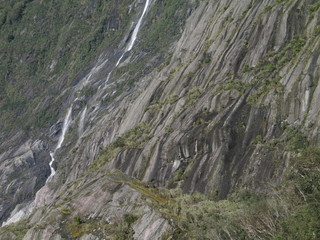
top-left (186, 87), bottom-right (204, 105)
top-left (73, 216), bottom-right (83, 224)
top-left (123, 213), bottom-right (138, 226)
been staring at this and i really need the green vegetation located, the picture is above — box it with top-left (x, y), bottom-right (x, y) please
top-left (64, 216), bottom-right (108, 239)
top-left (146, 94), bottom-right (179, 114)
top-left (314, 25), bottom-right (320, 36)
top-left (0, 219), bottom-right (29, 240)
top-left (35, 193), bottom-right (140, 239)
top-left (139, 0), bottom-right (193, 53)
top-left (110, 170), bottom-right (173, 206)
top-left (2, 144), bottom-right (318, 239)
top-left (123, 213), bottom-right (138, 226)
top-left (186, 87), bottom-right (204, 105)
top-left (106, 138), bottom-right (319, 239)
top-left (65, 214), bottom-right (137, 239)
top-left (0, 0), bottom-right (133, 133)
top-left (107, 0), bottom-right (197, 100)
top-left (273, 147), bottom-right (320, 239)
top-left (90, 123), bottom-right (153, 171)
top-left (103, 145), bottom-right (319, 240)
top-left (0, 1), bottom-right (318, 240)
top-left (212, 34), bottom-right (308, 103)
top-left (252, 126), bottom-right (308, 153)
top-left (215, 78), bottom-right (251, 94)
top-left (182, 148), bottom-right (318, 239)
top-left (0, 0), bottom-right (198, 134)
top-left (261, 0), bottom-right (291, 16)
top-left (112, 213), bottom-right (138, 240)
top-left (8, 171), bottom-right (21, 182)
top-left (284, 127), bottom-right (308, 152)
top-left (200, 53), bottom-right (212, 65)
top-left (247, 37), bottom-right (306, 104)
top-left (308, 2), bottom-right (320, 13)
top-left (77, 86), bottom-right (97, 100)
top-left (159, 149), bottom-right (320, 239)
top-left (73, 216), bottom-right (84, 225)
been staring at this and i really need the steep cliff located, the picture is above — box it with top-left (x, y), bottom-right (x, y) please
top-left (0, 0), bottom-right (319, 239)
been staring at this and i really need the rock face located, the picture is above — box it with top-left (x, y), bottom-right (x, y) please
top-left (0, 138), bottom-right (50, 224)
top-left (0, 0), bottom-right (319, 239)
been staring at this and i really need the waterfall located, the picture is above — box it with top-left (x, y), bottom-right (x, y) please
top-left (56, 106), bottom-right (72, 150)
top-left (127, 0), bottom-right (150, 51)
top-left (47, 0), bottom-right (151, 183)
top-left (78, 106), bottom-right (87, 135)
top-left (82, 58), bottom-right (109, 87)
top-left (105, 0), bottom-right (150, 84)
top-left (2, 0), bottom-right (153, 227)
top-left (46, 106), bottom-right (73, 183)
top-left (45, 0), bottom-right (151, 184)
top-left (115, 0), bottom-right (150, 67)
top-left (115, 54), bottom-right (125, 67)
top-left (106, 72), bottom-right (112, 82)
top-left (46, 152), bottom-right (56, 183)
top-left (2, 94), bottom-right (74, 227)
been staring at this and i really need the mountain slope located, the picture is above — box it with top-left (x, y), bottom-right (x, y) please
top-left (0, 0), bottom-right (319, 239)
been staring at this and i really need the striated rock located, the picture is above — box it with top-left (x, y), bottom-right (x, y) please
top-left (0, 0), bottom-right (319, 238)
top-left (0, 139), bottom-right (50, 224)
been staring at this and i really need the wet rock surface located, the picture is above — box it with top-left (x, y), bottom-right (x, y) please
top-left (0, 0), bottom-right (319, 238)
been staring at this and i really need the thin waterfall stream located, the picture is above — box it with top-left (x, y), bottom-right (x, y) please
top-left (46, 106), bottom-right (72, 183)
top-left (104, 0), bottom-right (151, 87)
top-left (46, 0), bottom-right (151, 182)
top-left (127, 0), bottom-right (150, 52)
top-left (78, 106), bottom-right (87, 135)
top-left (2, 0), bottom-right (152, 226)
top-left (116, 0), bottom-right (150, 67)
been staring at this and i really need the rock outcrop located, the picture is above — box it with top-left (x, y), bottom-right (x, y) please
top-left (0, 0), bottom-right (319, 239)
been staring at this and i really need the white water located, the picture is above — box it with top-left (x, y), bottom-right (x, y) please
top-left (82, 59), bottom-right (109, 87)
top-left (46, 106), bottom-right (73, 183)
top-left (102, 0), bottom-right (150, 87)
top-left (78, 106), bottom-right (87, 135)
top-left (3, 1), bottom-right (152, 227)
top-left (115, 0), bottom-right (150, 67)
top-left (46, 152), bottom-right (56, 183)
top-left (3, 104), bottom-right (73, 225)
top-left (128, 0), bottom-right (150, 51)
top-left (56, 106), bottom-right (73, 150)
top-left (106, 72), bottom-right (112, 82)
top-left (115, 54), bottom-right (125, 67)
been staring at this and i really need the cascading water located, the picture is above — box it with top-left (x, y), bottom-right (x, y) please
top-left (102, 0), bottom-right (150, 89)
top-left (127, 0), bottom-right (150, 52)
top-left (2, 107), bottom-right (72, 226)
top-left (56, 106), bottom-right (72, 150)
top-left (2, 1), bottom-right (152, 227)
top-left (47, 152), bottom-right (56, 182)
top-left (46, 106), bottom-right (72, 183)
top-left (115, 0), bottom-right (150, 67)
top-left (81, 58), bottom-right (110, 88)
top-left (78, 106), bottom-right (87, 135)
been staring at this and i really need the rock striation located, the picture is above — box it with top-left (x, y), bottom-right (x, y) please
top-left (0, 0), bottom-right (319, 239)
